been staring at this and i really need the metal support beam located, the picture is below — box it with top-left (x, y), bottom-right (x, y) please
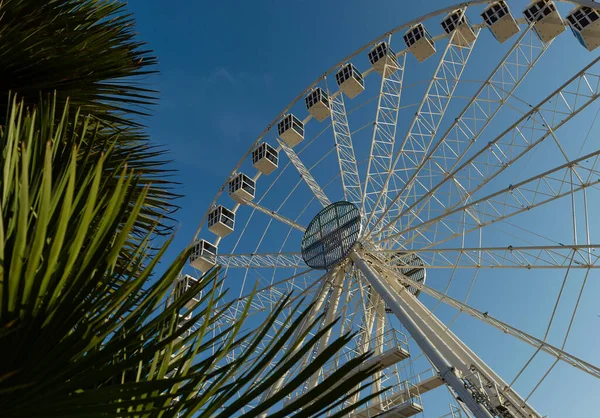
top-left (374, 259), bottom-right (600, 381)
top-left (365, 257), bottom-right (543, 416)
top-left (328, 83), bottom-right (363, 207)
top-left (367, 26), bottom-right (480, 235)
top-left (363, 243), bottom-right (600, 270)
top-left (306, 268), bottom-right (345, 389)
top-left (371, 27), bottom-right (550, 241)
top-left (377, 55), bottom-right (600, 245)
top-left (350, 252), bottom-right (495, 418)
top-left (347, 288), bottom-right (383, 407)
top-left (362, 51), bottom-right (406, 225)
top-left (375, 148), bottom-right (600, 249)
top-left (278, 137), bottom-right (331, 207)
top-left (245, 200), bottom-right (307, 232)
top-left (258, 266), bottom-right (341, 417)
top-left (216, 252), bottom-right (305, 269)
top-left (373, 294), bottom-right (386, 399)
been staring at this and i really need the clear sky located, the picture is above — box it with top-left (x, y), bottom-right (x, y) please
top-left (128, 1), bottom-right (600, 416)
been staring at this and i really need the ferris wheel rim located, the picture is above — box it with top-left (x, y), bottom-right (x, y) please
top-left (191, 0), bottom-right (600, 244)
top-left (179, 2), bottom-right (600, 415)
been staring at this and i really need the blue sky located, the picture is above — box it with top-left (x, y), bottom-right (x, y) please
top-left (128, 1), bottom-right (600, 416)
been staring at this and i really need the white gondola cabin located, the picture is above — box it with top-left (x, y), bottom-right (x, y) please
top-left (174, 274), bottom-right (200, 310)
top-left (277, 114), bottom-right (304, 147)
top-left (305, 88), bottom-right (330, 122)
top-left (229, 173), bottom-right (255, 203)
top-left (252, 142), bottom-right (278, 175)
top-left (190, 240), bottom-right (217, 272)
top-left (403, 23), bottom-right (436, 62)
top-left (208, 205), bottom-right (235, 238)
top-left (566, 6), bottom-right (600, 51)
top-left (523, 0), bottom-right (565, 44)
top-left (441, 9), bottom-right (477, 46)
top-left (368, 42), bottom-right (399, 75)
top-left (335, 63), bottom-right (365, 99)
top-left (481, 1), bottom-right (520, 43)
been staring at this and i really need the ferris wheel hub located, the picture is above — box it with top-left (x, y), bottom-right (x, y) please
top-left (300, 201), bottom-right (362, 270)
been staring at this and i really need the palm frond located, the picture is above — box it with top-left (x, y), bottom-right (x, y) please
top-left (0, 99), bottom-right (381, 417)
top-left (0, 0), bottom-right (157, 125)
top-left (0, 0), bottom-right (178, 236)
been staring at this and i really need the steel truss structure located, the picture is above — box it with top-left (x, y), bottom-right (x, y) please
top-left (328, 81), bottom-right (364, 207)
top-left (179, 1), bottom-right (600, 417)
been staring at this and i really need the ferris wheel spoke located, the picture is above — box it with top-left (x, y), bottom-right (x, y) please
top-left (351, 268), bottom-right (373, 350)
top-left (304, 267), bottom-right (346, 390)
top-left (330, 272), bottom-right (370, 375)
top-left (267, 266), bottom-right (346, 409)
top-left (370, 294), bottom-right (387, 397)
top-left (367, 25), bottom-right (480, 234)
top-left (361, 44), bottom-right (406, 223)
top-left (371, 259), bottom-right (600, 381)
top-left (409, 64), bottom-right (600, 241)
top-left (376, 55), bottom-right (600, 244)
top-left (369, 243), bottom-right (600, 269)
top-left (288, 267), bottom-right (369, 400)
top-left (244, 200), bottom-right (306, 232)
top-left (247, 151), bottom-right (346, 261)
top-left (277, 137), bottom-right (331, 207)
top-left (347, 276), bottom-right (391, 407)
top-left (373, 27), bottom-right (549, 238)
top-left (326, 84), bottom-right (363, 207)
top-left (376, 148), bottom-right (600, 249)
top-left (353, 252), bottom-right (540, 416)
top-left (216, 252), bottom-right (306, 269)
top-left (213, 269), bottom-right (319, 329)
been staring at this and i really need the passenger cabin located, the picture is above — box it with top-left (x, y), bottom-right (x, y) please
top-left (174, 274), bottom-right (200, 310)
top-left (441, 9), bottom-right (477, 46)
top-left (481, 1), bottom-right (520, 43)
top-left (523, 0), bottom-right (565, 44)
top-left (229, 173), bottom-right (255, 203)
top-left (190, 240), bottom-right (217, 272)
top-left (566, 6), bottom-right (600, 51)
top-left (403, 23), bottom-right (436, 62)
top-left (277, 114), bottom-right (304, 147)
top-left (368, 42), bottom-right (399, 75)
top-left (252, 142), bottom-right (278, 175)
top-left (305, 88), bottom-right (330, 122)
top-left (208, 205), bottom-right (235, 238)
top-left (335, 63), bottom-right (365, 99)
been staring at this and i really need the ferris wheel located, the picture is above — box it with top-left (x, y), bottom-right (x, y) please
top-left (179, 1), bottom-right (600, 416)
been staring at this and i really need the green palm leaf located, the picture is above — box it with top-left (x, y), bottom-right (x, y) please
top-left (0, 99), bottom-right (381, 417)
top-left (0, 0), bottom-right (178, 238)
top-left (0, 0), bottom-right (157, 125)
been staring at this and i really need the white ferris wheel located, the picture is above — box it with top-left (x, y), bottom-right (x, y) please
top-left (178, 1), bottom-right (600, 416)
